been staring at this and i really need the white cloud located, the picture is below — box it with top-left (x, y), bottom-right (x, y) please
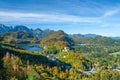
top-left (102, 9), bottom-right (119, 17)
top-left (0, 11), bottom-right (101, 24)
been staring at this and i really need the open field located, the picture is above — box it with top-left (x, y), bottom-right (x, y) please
top-left (110, 51), bottom-right (120, 57)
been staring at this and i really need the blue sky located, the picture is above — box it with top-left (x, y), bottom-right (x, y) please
top-left (0, 0), bottom-right (120, 36)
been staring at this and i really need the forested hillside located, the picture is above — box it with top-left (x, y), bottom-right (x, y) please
top-left (0, 25), bottom-right (120, 80)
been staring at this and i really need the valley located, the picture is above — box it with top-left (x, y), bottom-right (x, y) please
top-left (0, 24), bottom-right (120, 80)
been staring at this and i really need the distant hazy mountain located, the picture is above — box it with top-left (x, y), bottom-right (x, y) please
top-left (0, 24), bottom-right (13, 33)
top-left (33, 28), bottom-right (43, 37)
top-left (33, 28), bottom-right (54, 38)
top-left (84, 34), bottom-right (98, 38)
top-left (0, 24), bottom-right (31, 33)
top-left (13, 25), bottom-right (32, 33)
top-left (70, 33), bottom-right (98, 38)
top-left (2, 31), bottom-right (34, 39)
top-left (0, 24), bottom-right (54, 38)
top-left (111, 37), bottom-right (120, 40)
top-left (42, 29), bottom-right (54, 37)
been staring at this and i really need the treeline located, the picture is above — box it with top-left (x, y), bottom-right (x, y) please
top-left (72, 36), bottom-right (120, 57)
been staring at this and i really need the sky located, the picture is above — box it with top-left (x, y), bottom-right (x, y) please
top-left (0, 0), bottom-right (120, 36)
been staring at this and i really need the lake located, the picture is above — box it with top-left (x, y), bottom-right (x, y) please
top-left (17, 44), bottom-right (43, 52)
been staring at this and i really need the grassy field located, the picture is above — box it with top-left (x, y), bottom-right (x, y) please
top-left (110, 51), bottom-right (120, 57)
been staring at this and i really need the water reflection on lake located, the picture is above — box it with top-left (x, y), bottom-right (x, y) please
top-left (18, 44), bottom-right (42, 52)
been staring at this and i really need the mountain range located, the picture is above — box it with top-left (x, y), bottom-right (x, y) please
top-left (0, 24), bottom-right (54, 38)
top-left (0, 24), bottom-right (100, 38)
top-left (70, 33), bottom-right (98, 38)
